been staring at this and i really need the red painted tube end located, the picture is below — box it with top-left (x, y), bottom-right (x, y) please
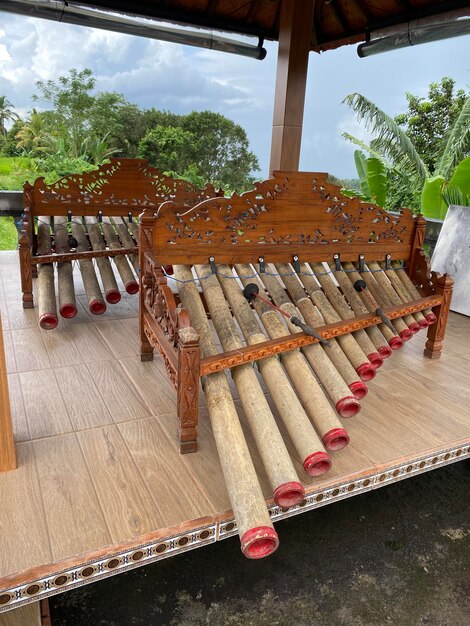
top-left (336, 396), bottom-right (361, 418)
top-left (89, 299), bottom-right (107, 315)
top-left (408, 322), bottom-right (420, 334)
top-left (349, 380), bottom-right (368, 399)
top-left (323, 427), bottom-right (350, 451)
top-left (163, 265), bottom-right (174, 276)
top-left (418, 318), bottom-right (430, 329)
top-left (303, 451), bottom-right (332, 477)
top-left (59, 303), bottom-right (77, 319)
top-left (389, 336), bottom-right (403, 350)
top-left (273, 481), bottom-right (305, 508)
top-left (125, 281), bottom-right (139, 295)
top-left (240, 526), bottom-right (279, 559)
top-left (426, 312), bottom-right (437, 325)
top-left (378, 345), bottom-right (392, 359)
top-left (39, 312), bottom-right (58, 330)
top-left (356, 362), bottom-right (376, 382)
top-left (367, 352), bottom-right (384, 369)
top-left (105, 289), bottom-right (121, 304)
top-left (399, 328), bottom-right (413, 342)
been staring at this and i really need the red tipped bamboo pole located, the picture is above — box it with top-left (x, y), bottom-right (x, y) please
top-left (175, 264), bottom-right (279, 559)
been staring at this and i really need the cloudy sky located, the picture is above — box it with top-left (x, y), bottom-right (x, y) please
top-left (0, 11), bottom-right (469, 179)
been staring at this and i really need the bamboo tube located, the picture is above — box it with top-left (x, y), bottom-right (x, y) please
top-left (84, 217), bottom-right (121, 304)
top-left (54, 217), bottom-right (77, 318)
top-left (111, 217), bottom-right (139, 272)
top-left (391, 261), bottom-right (437, 324)
top-left (310, 262), bottom-right (390, 364)
top-left (330, 262), bottom-right (403, 352)
top-left (175, 265), bottom-right (278, 559)
top-left (194, 265), bottom-right (305, 505)
top-left (351, 262), bottom-right (414, 340)
top-left (101, 217), bottom-right (139, 295)
top-left (295, 263), bottom-right (376, 384)
top-left (274, 263), bottom-right (369, 397)
top-left (367, 261), bottom-right (421, 333)
top-left (218, 265), bottom-right (347, 452)
top-left (71, 218), bottom-right (107, 315)
top-left (378, 261), bottom-right (428, 329)
top-left (127, 219), bottom-right (139, 243)
top-left (255, 269), bottom-right (361, 418)
top-left (37, 216), bottom-right (58, 329)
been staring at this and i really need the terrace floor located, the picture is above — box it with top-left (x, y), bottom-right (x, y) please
top-left (0, 249), bottom-right (469, 618)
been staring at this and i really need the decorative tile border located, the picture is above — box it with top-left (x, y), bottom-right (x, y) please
top-left (0, 524), bottom-right (216, 614)
top-left (1, 442), bottom-right (469, 614)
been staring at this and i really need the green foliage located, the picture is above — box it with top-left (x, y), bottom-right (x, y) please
top-left (343, 78), bottom-right (470, 217)
top-left (138, 125), bottom-right (195, 173)
top-left (0, 217), bottom-right (18, 250)
top-left (421, 176), bottom-right (447, 219)
top-left (395, 77), bottom-right (467, 173)
top-left (1, 68), bottom-right (259, 191)
top-left (138, 110), bottom-right (259, 191)
top-left (33, 68), bottom-right (96, 158)
top-left (0, 96), bottom-right (19, 137)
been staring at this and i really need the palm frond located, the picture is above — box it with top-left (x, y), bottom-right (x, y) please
top-left (342, 132), bottom-right (395, 170)
top-left (436, 96), bottom-right (470, 179)
top-left (343, 93), bottom-right (429, 181)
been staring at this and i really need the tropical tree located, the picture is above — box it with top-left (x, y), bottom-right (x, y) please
top-left (33, 68), bottom-right (96, 158)
top-left (14, 109), bottom-right (52, 157)
top-left (342, 81), bottom-right (470, 217)
top-left (0, 96), bottom-right (19, 137)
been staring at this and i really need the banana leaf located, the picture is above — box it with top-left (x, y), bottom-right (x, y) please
top-left (354, 150), bottom-right (370, 197)
top-left (421, 175), bottom-right (446, 220)
top-left (366, 157), bottom-right (387, 206)
top-left (448, 155), bottom-right (470, 202)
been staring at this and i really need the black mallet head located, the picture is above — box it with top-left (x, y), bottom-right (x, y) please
top-left (353, 279), bottom-right (367, 293)
top-left (243, 283), bottom-right (259, 302)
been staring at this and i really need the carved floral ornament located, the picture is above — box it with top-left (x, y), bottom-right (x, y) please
top-left (154, 172), bottom-right (416, 248)
top-left (31, 158), bottom-right (218, 208)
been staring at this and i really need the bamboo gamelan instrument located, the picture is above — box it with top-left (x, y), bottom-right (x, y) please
top-left (19, 159), bottom-right (222, 328)
top-left (139, 171), bottom-right (453, 558)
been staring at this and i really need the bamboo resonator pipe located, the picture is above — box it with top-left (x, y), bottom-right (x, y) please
top-left (174, 265), bottom-right (279, 559)
top-left (54, 216), bottom-right (77, 319)
top-left (84, 217), bottom-right (121, 304)
top-left (217, 266), bottom-right (348, 454)
top-left (37, 216), bottom-right (58, 329)
top-left (194, 264), bottom-right (307, 506)
top-left (101, 217), bottom-right (139, 295)
top-left (252, 268), bottom-right (361, 418)
top-left (71, 218), bottom-right (107, 315)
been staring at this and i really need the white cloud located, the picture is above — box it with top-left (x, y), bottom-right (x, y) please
top-left (0, 11), bottom-right (468, 178)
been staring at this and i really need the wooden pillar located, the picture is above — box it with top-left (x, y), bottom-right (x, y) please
top-left (0, 312), bottom-right (17, 472)
top-left (270, 0), bottom-right (314, 173)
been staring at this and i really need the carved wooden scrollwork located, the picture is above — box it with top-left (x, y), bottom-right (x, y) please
top-left (30, 158), bottom-right (220, 211)
top-left (152, 171), bottom-right (417, 266)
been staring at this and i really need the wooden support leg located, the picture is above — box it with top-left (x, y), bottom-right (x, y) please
top-left (18, 230), bottom-right (34, 309)
top-left (424, 273), bottom-right (454, 359)
top-left (0, 313), bottom-right (17, 472)
top-left (140, 327), bottom-right (154, 362)
top-left (177, 327), bottom-right (200, 454)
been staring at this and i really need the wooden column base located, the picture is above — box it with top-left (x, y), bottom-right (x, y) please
top-left (423, 273), bottom-right (454, 360)
top-left (423, 347), bottom-right (442, 359)
top-left (22, 299), bottom-right (34, 309)
top-left (140, 347), bottom-right (154, 362)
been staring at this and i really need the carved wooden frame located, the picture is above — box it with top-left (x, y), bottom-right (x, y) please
top-left (139, 171), bottom-right (453, 453)
top-left (18, 158), bottom-right (220, 309)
